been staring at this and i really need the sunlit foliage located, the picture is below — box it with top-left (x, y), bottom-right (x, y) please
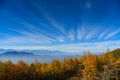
top-left (0, 49), bottom-right (120, 80)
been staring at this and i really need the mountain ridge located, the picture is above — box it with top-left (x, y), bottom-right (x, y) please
top-left (0, 49), bottom-right (68, 55)
top-left (0, 51), bottom-right (34, 56)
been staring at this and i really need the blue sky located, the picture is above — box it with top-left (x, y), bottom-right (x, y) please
top-left (0, 0), bottom-right (120, 53)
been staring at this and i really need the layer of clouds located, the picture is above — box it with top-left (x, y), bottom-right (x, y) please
top-left (1, 40), bottom-right (120, 54)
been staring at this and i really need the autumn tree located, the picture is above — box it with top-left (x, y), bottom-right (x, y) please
top-left (81, 52), bottom-right (98, 80)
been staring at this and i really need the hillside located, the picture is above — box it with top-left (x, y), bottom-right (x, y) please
top-left (0, 49), bottom-right (120, 80)
top-left (111, 48), bottom-right (120, 59)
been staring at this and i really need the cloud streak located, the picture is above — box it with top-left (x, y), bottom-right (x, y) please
top-left (68, 28), bottom-right (75, 40)
top-left (85, 26), bottom-right (99, 40)
top-left (0, 34), bottom-right (55, 46)
top-left (1, 40), bottom-right (120, 54)
top-left (45, 15), bottom-right (67, 35)
top-left (0, 10), bottom-right (59, 43)
top-left (98, 28), bottom-right (111, 39)
top-left (104, 28), bottom-right (120, 39)
top-left (77, 23), bottom-right (85, 40)
top-left (32, 1), bottom-right (67, 35)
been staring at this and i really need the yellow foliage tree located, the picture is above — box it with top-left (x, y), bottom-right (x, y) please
top-left (82, 52), bottom-right (98, 80)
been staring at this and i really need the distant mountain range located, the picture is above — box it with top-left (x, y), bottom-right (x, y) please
top-left (0, 50), bottom-right (82, 63)
top-left (0, 51), bottom-right (34, 56)
top-left (0, 49), bottom-right (68, 55)
top-left (0, 49), bottom-right (103, 55)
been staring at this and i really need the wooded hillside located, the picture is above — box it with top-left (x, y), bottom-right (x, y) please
top-left (0, 49), bottom-right (120, 80)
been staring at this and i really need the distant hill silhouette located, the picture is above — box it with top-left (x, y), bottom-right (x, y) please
top-left (0, 51), bottom-right (34, 56)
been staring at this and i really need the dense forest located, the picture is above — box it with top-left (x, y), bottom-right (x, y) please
top-left (0, 49), bottom-right (120, 80)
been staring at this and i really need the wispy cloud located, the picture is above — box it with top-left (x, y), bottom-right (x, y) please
top-left (2, 41), bottom-right (120, 54)
top-left (45, 15), bottom-right (66, 35)
top-left (98, 27), bottom-right (111, 39)
top-left (4, 27), bottom-right (56, 45)
top-left (77, 23), bottom-right (85, 40)
top-left (68, 28), bottom-right (75, 40)
top-left (104, 28), bottom-right (120, 39)
top-left (32, 1), bottom-right (67, 35)
top-left (0, 11), bottom-right (43, 34)
top-left (0, 10), bottom-right (58, 44)
top-left (56, 36), bottom-right (65, 42)
top-left (85, 26), bottom-right (99, 40)
top-left (85, 31), bottom-right (94, 40)
top-left (0, 34), bottom-right (55, 46)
